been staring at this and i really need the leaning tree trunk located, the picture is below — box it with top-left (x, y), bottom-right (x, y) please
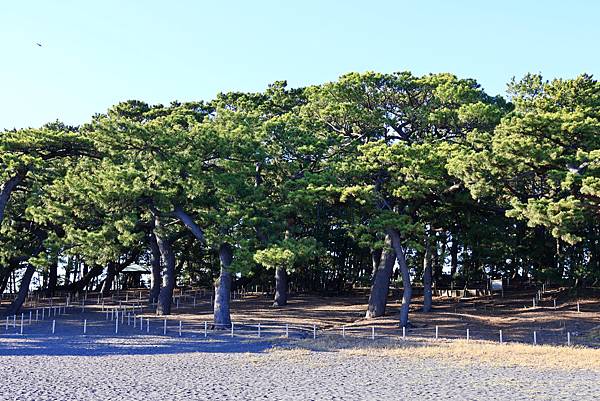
top-left (273, 266), bottom-right (288, 307)
top-left (5, 265), bottom-right (35, 316)
top-left (0, 267), bottom-right (9, 295)
top-left (365, 237), bottom-right (396, 318)
top-left (100, 261), bottom-right (117, 296)
top-left (67, 264), bottom-right (103, 294)
top-left (214, 243), bottom-right (233, 327)
top-left (387, 228), bottom-right (412, 328)
top-left (422, 229), bottom-right (433, 313)
top-left (0, 167), bottom-right (28, 226)
top-left (149, 233), bottom-right (162, 304)
top-left (155, 218), bottom-right (176, 316)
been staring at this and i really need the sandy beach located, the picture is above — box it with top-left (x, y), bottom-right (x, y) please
top-left (1, 327), bottom-right (599, 401)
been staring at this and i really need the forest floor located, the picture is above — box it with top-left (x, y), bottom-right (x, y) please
top-left (1, 289), bottom-right (599, 400)
top-left (143, 287), bottom-right (600, 347)
top-left (1, 287), bottom-right (599, 345)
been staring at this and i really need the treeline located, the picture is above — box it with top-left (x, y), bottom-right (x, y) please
top-left (1, 72), bottom-right (599, 326)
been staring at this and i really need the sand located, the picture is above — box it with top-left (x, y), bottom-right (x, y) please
top-left (0, 297), bottom-right (598, 400)
top-left (1, 332), bottom-right (599, 400)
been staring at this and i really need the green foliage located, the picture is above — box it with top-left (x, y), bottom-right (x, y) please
top-left (1, 71), bottom-right (598, 296)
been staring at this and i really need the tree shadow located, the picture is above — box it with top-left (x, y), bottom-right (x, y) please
top-left (0, 335), bottom-right (278, 357)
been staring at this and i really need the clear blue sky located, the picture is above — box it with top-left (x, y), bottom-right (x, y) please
top-left (1, 0), bottom-right (598, 130)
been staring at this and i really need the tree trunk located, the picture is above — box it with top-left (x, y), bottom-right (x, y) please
top-left (155, 216), bottom-right (176, 316)
top-left (5, 265), bottom-right (35, 316)
top-left (100, 262), bottom-right (117, 296)
top-left (370, 248), bottom-right (383, 278)
top-left (0, 167), bottom-right (28, 225)
top-left (450, 237), bottom-right (458, 278)
top-left (0, 267), bottom-right (9, 295)
top-left (149, 233), bottom-right (162, 304)
top-left (434, 232), bottom-right (446, 283)
top-left (365, 237), bottom-right (396, 318)
top-left (173, 207), bottom-right (206, 243)
top-left (273, 266), bottom-right (288, 307)
top-left (214, 243), bottom-right (232, 327)
top-left (387, 228), bottom-right (412, 328)
top-left (46, 258), bottom-right (58, 297)
top-left (422, 228), bottom-right (433, 313)
top-left (67, 264), bottom-right (103, 294)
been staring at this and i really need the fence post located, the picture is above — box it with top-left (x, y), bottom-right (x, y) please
top-left (466, 328), bottom-right (470, 342)
top-left (533, 331), bottom-right (537, 345)
top-left (29, 311), bottom-right (32, 324)
top-left (204, 321), bottom-right (207, 338)
top-left (567, 332), bottom-right (571, 346)
top-left (52, 320), bottom-right (56, 334)
top-left (435, 325), bottom-right (438, 340)
top-left (146, 318), bottom-right (150, 333)
top-left (313, 324), bottom-right (316, 339)
top-left (342, 326), bottom-right (346, 338)
top-left (115, 317), bottom-right (119, 334)
top-left (179, 321), bottom-right (182, 337)
top-left (5, 316), bottom-right (8, 331)
top-left (499, 329), bottom-right (503, 344)
top-left (402, 326), bottom-right (406, 340)
top-left (83, 319), bottom-right (87, 334)
top-left (577, 302), bottom-right (580, 313)
top-left (371, 326), bottom-right (375, 340)
top-left (163, 318), bottom-right (167, 335)
top-left (258, 323), bottom-right (261, 338)
top-left (231, 322), bottom-right (234, 338)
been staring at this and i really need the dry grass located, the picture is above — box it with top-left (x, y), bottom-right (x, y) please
top-left (270, 337), bottom-right (600, 371)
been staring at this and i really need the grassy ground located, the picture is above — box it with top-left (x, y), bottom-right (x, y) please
top-left (273, 336), bottom-right (600, 371)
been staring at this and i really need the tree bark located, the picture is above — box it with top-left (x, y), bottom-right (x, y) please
top-left (422, 228), bottom-right (433, 313)
top-left (173, 207), bottom-right (206, 243)
top-left (370, 248), bottom-right (383, 278)
top-left (5, 265), bottom-right (35, 316)
top-left (433, 232), bottom-right (445, 283)
top-left (450, 237), bottom-right (458, 278)
top-left (45, 258), bottom-right (58, 297)
top-left (154, 215), bottom-right (176, 316)
top-left (273, 267), bottom-right (288, 307)
top-left (214, 243), bottom-right (232, 327)
top-left (0, 266), bottom-right (9, 295)
top-left (365, 237), bottom-right (396, 318)
top-left (66, 264), bottom-right (103, 294)
top-left (272, 216), bottom-right (294, 307)
top-left (387, 228), bottom-right (412, 327)
top-left (100, 262), bottom-right (117, 296)
top-left (0, 167), bottom-right (28, 226)
top-left (149, 233), bottom-right (162, 304)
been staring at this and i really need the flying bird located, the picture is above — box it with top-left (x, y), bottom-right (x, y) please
top-left (35, 42), bottom-right (42, 47)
